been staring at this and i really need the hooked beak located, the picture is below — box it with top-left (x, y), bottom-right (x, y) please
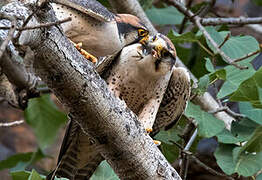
top-left (152, 44), bottom-right (163, 59)
top-left (139, 34), bottom-right (149, 46)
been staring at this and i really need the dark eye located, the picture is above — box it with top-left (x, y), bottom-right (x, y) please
top-left (138, 28), bottom-right (148, 37)
top-left (162, 50), bottom-right (169, 57)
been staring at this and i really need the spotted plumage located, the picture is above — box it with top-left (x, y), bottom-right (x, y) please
top-left (51, 0), bottom-right (149, 57)
top-left (48, 33), bottom-right (191, 179)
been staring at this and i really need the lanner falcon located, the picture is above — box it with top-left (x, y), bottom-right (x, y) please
top-left (49, 0), bottom-right (149, 62)
top-left (47, 33), bottom-right (191, 179)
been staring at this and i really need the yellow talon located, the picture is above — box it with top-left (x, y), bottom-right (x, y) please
top-left (145, 128), bottom-right (153, 133)
top-left (154, 140), bottom-right (161, 146)
top-left (71, 41), bottom-right (98, 64)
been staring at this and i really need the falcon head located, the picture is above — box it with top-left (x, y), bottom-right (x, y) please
top-left (135, 33), bottom-right (177, 76)
top-left (115, 14), bottom-right (149, 47)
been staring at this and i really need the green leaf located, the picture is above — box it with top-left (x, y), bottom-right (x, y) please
top-left (218, 63), bottom-right (256, 98)
top-left (192, 74), bottom-right (210, 96)
top-left (209, 69), bottom-right (226, 82)
top-left (215, 144), bottom-right (236, 175)
top-left (185, 102), bottom-right (224, 137)
top-left (28, 169), bottom-right (45, 180)
top-left (160, 143), bottom-right (179, 163)
top-left (168, 31), bottom-right (200, 43)
top-left (239, 102), bottom-right (262, 124)
top-left (11, 170), bottom-right (46, 180)
top-left (198, 74), bottom-right (209, 94)
top-left (204, 27), bottom-right (224, 54)
top-left (235, 151), bottom-right (262, 177)
top-left (11, 171), bottom-right (31, 180)
top-left (205, 27), bottom-right (259, 61)
top-left (154, 128), bottom-right (180, 145)
top-left (215, 144), bottom-right (262, 176)
top-left (230, 67), bottom-right (262, 108)
top-left (216, 129), bottom-right (242, 144)
top-left (145, 6), bottom-right (184, 25)
top-left (257, 173), bottom-right (262, 180)
top-left (0, 149), bottom-right (45, 171)
top-left (0, 152), bottom-right (32, 171)
top-left (168, 30), bottom-right (209, 78)
top-left (24, 94), bottom-right (67, 149)
top-left (231, 118), bottom-right (256, 142)
top-left (96, 0), bottom-right (111, 8)
top-left (90, 160), bottom-right (119, 180)
top-left (205, 58), bottom-right (215, 73)
top-left (202, 27), bottom-right (259, 98)
top-left (252, 0), bottom-right (262, 6)
top-left (237, 126), bottom-right (262, 155)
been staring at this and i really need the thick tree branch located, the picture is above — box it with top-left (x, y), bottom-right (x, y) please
top-left (4, 2), bottom-right (180, 179)
top-left (0, 12), bottom-right (17, 59)
top-left (0, 44), bottom-right (37, 91)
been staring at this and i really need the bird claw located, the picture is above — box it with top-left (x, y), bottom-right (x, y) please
top-left (154, 140), bottom-right (161, 146)
top-left (145, 128), bottom-right (153, 133)
top-left (145, 128), bottom-right (161, 146)
top-left (72, 41), bottom-right (98, 64)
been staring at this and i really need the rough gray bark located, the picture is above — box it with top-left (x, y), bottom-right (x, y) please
top-left (1, 2), bottom-right (181, 179)
top-left (0, 45), bottom-right (36, 92)
top-left (0, 73), bottom-right (17, 105)
top-left (108, 0), bottom-right (235, 129)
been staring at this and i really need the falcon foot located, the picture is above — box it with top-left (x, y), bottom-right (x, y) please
top-left (73, 42), bottom-right (98, 64)
top-left (145, 128), bottom-right (153, 133)
top-left (154, 140), bottom-right (161, 146)
top-left (145, 128), bottom-right (161, 146)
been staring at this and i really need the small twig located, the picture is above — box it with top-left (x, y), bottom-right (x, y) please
top-left (189, 155), bottom-right (234, 180)
top-left (180, 152), bottom-right (189, 180)
top-left (0, 17), bottom-right (72, 31)
top-left (182, 129), bottom-right (197, 180)
top-left (218, 33), bottom-right (230, 48)
top-left (165, 0), bottom-right (248, 70)
top-left (177, 122), bottom-right (196, 179)
top-left (208, 106), bottom-right (245, 119)
top-left (234, 49), bottom-right (260, 63)
top-left (0, 13), bottom-right (17, 59)
top-left (13, 7), bottom-right (38, 44)
top-left (179, 0), bottom-right (194, 34)
top-left (201, 17), bottom-right (262, 26)
top-left (197, 41), bottom-right (214, 56)
top-left (197, 0), bottom-right (216, 18)
top-left (37, 86), bottom-right (52, 94)
top-left (184, 129), bottom-right (198, 151)
top-left (170, 140), bottom-right (235, 180)
top-left (0, 120), bottom-right (24, 127)
top-left (195, 18), bottom-right (247, 70)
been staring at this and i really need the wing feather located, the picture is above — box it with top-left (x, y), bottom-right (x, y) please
top-left (52, 0), bottom-right (115, 22)
top-left (152, 67), bottom-right (191, 136)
